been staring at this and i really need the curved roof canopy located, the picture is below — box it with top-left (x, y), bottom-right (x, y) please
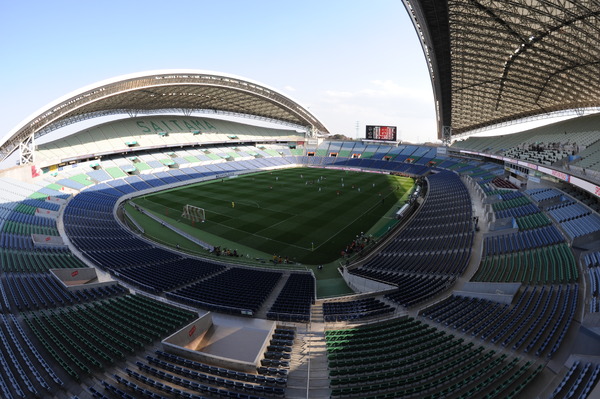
top-left (404, 0), bottom-right (600, 138)
top-left (1, 70), bottom-right (328, 160)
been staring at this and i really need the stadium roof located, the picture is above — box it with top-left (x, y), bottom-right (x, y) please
top-left (0, 69), bottom-right (329, 161)
top-left (403, 0), bottom-right (600, 139)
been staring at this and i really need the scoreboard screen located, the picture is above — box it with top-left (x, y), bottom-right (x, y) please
top-left (366, 125), bottom-right (397, 141)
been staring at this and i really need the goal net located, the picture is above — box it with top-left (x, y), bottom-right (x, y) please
top-left (181, 204), bottom-right (206, 223)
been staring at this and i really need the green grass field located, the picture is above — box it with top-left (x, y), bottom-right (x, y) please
top-left (130, 167), bottom-right (414, 265)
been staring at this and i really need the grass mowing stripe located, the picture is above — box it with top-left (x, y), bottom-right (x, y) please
top-left (131, 167), bottom-right (414, 264)
top-left (310, 188), bottom-right (401, 251)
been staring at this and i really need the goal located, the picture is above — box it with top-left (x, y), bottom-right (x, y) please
top-left (181, 204), bottom-right (206, 223)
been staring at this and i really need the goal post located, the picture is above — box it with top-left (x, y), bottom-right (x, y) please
top-left (182, 204), bottom-right (206, 223)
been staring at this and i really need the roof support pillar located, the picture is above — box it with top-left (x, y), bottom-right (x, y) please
top-left (442, 125), bottom-right (452, 146)
top-left (305, 126), bottom-right (318, 139)
top-left (19, 133), bottom-right (35, 165)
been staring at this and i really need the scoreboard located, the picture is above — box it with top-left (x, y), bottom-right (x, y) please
top-left (366, 125), bottom-right (397, 141)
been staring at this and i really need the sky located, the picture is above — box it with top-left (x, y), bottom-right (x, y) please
top-left (0, 0), bottom-right (438, 144)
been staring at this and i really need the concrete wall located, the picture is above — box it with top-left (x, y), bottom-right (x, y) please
top-left (50, 267), bottom-right (119, 292)
top-left (572, 230), bottom-right (600, 250)
top-left (453, 281), bottom-right (521, 304)
top-left (32, 234), bottom-right (66, 249)
top-left (342, 267), bottom-right (396, 293)
top-left (162, 313), bottom-right (213, 350)
top-left (484, 221), bottom-right (519, 235)
top-left (0, 164), bottom-right (35, 183)
top-left (161, 313), bottom-right (275, 373)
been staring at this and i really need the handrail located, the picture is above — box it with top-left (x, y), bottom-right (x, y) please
top-left (306, 322), bottom-right (311, 399)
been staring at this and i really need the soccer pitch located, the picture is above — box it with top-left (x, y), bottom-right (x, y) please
top-left (131, 167), bottom-right (414, 265)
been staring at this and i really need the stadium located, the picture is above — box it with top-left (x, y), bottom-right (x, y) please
top-left (2, 1), bottom-right (600, 399)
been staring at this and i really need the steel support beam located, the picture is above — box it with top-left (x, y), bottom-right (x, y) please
top-left (19, 133), bottom-right (35, 165)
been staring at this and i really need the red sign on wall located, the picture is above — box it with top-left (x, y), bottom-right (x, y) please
top-left (188, 325), bottom-right (196, 337)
